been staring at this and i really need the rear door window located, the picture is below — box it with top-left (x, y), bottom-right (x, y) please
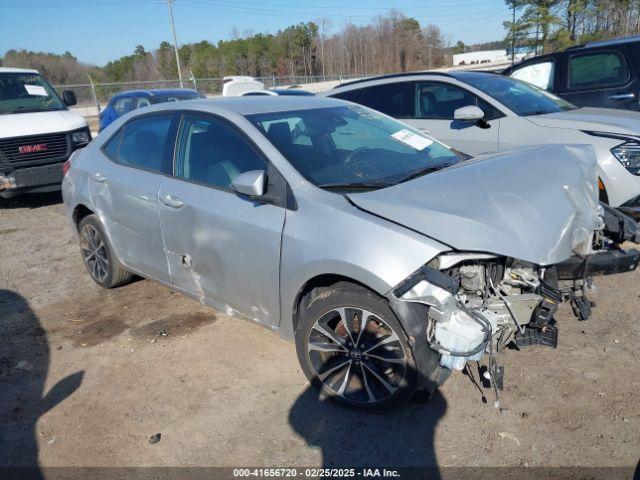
top-left (568, 51), bottom-right (630, 90)
top-left (102, 114), bottom-right (174, 173)
top-left (353, 82), bottom-right (415, 118)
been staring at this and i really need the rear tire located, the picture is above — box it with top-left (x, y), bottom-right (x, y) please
top-left (295, 282), bottom-right (417, 411)
top-left (78, 215), bottom-right (133, 289)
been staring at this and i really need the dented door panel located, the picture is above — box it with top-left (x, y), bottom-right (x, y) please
top-left (158, 177), bottom-right (286, 326)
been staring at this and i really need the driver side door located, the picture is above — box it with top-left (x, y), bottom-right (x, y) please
top-left (407, 81), bottom-right (502, 156)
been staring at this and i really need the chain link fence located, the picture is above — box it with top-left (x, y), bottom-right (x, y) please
top-left (54, 75), bottom-right (362, 117)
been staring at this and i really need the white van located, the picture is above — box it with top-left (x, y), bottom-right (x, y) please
top-left (0, 68), bottom-right (91, 198)
top-left (222, 76), bottom-right (265, 97)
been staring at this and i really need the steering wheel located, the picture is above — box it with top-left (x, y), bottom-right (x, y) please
top-left (343, 147), bottom-right (372, 163)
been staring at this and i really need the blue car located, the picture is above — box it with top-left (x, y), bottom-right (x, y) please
top-left (99, 89), bottom-right (203, 131)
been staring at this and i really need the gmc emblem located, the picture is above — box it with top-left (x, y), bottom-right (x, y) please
top-left (19, 144), bottom-right (48, 154)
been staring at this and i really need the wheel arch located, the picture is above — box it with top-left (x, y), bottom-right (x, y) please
top-left (72, 203), bottom-right (95, 231)
top-left (290, 273), bottom-right (386, 336)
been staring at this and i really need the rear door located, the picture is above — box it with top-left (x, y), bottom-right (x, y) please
top-left (560, 47), bottom-right (639, 109)
top-left (157, 112), bottom-right (286, 326)
top-left (94, 112), bottom-right (177, 283)
top-left (407, 81), bottom-right (502, 155)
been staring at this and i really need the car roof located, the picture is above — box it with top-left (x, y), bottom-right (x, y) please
top-left (112, 88), bottom-right (199, 98)
top-left (141, 95), bottom-right (347, 116)
top-left (333, 70), bottom-right (499, 89)
top-left (0, 67), bottom-right (40, 74)
top-left (335, 71), bottom-right (454, 88)
top-left (271, 89), bottom-right (314, 96)
top-left (567, 35), bottom-right (640, 50)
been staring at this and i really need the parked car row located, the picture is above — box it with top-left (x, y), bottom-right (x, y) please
top-left (5, 47), bottom-right (640, 411)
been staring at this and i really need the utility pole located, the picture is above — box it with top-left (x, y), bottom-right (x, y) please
top-left (167, 0), bottom-right (184, 88)
top-left (511, 0), bottom-right (516, 65)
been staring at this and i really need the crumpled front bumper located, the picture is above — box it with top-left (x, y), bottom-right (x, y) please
top-left (619, 194), bottom-right (640, 222)
top-left (555, 248), bottom-right (640, 280)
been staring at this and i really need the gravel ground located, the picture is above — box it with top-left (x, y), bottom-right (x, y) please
top-left (0, 192), bottom-right (639, 475)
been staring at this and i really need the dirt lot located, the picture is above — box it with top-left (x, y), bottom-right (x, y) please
top-left (0, 192), bottom-right (639, 474)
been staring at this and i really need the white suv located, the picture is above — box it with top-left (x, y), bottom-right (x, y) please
top-left (326, 72), bottom-right (640, 216)
top-left (0, 68), bottom-right (91, 198)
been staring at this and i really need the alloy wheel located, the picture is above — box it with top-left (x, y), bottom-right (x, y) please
top-left (306, 307), bottom-right (407, 405)
top-left (80, 224), bottom-right (109, 283)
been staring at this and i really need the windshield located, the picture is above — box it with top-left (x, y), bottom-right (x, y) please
top-left (0, 72), bottom-right (66, 115)
top-left (247, 105), bottom-right (460, 190)
top-left (460, 74), bottom-right (576, 116)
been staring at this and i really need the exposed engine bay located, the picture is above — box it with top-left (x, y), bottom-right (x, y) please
top-left (393, 203), bottom-right (640, 406)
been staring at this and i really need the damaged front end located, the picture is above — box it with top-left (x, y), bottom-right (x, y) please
top-left (389, 205), bottom-right (640, 404)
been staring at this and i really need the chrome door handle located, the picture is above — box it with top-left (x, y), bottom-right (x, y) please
top-left (608, 93), bottom-right (635, 100)
top-left (92, 173), bottom-right (106, 183)
top-left (161, 194), bottom-right (184, 209)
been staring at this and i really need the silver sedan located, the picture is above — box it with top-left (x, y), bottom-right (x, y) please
top-left (62, 96), bottom-right (639, 410)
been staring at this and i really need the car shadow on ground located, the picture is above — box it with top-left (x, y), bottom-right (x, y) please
top-left (289, 384), bottom-right (446, 475)
top-left (0, 289), bottom-right (84, 478)
top-left (0, 191), bottom-right (63, 210)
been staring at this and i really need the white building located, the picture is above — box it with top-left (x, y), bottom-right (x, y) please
top-left (452, 49), bottom-right (528, 67)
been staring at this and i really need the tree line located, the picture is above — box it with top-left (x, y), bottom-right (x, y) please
top-left (505, 0), bottom-right (640, 54)
top-left (0, 10), bottom-right (449, 84)
top-left (2, 4), bottom-right (638, 86)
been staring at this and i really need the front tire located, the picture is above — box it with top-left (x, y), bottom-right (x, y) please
top-left (295, 283), bottom-right (417, 410)
top-left (78, 215), bottom-right (133, 289)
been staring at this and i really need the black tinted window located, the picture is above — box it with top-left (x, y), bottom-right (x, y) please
top-left (416, 81), bottom-right (502, 120)
top-left (331, 88), bottom-right (362, 103)
top-left (105, 114), bottom-right (173, 172)
top-left (568, 51), bottom-right (629, 90)
top-left (176, 115), bottom-right (266, 189)
top-left (356, 82), bottom-right (415, 117)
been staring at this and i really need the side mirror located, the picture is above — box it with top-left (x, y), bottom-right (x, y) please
top-left (230, 170), bottom-right (265, 197)
top-left (454, 105), bottom-right (484, 122)
top-left (62, 90), bottom-right (77, 107)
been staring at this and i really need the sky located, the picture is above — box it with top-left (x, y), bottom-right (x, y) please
top-left (0, 0), bottom-right (512, 67)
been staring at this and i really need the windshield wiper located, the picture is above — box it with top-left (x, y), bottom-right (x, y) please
top-left (395, 165), bottom-right (449, 184)
top-left (523, 110), bottom-right (554, 116)
top-left (10, 107), bottom-right (50, 114)
top-left (317, 181), bottom-right (391, 191)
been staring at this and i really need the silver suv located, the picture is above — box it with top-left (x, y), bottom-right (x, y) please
top-left (63, 96), bottom-right (639, 409)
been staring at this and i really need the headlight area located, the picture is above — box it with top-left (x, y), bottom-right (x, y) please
top-left (612, 141), bottom-right (640, 175)
top-left (70, 127), bottom-right (92, 149)
top-left (583, 130), bottom-right (640, 175)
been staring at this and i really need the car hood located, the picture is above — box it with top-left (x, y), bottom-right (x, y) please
top-left (347, 144), bottom-right (602, 266)
top-left (0, 110), bottom-right (87, 139)
top-left (526, 107), bottom-right (640, 135)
